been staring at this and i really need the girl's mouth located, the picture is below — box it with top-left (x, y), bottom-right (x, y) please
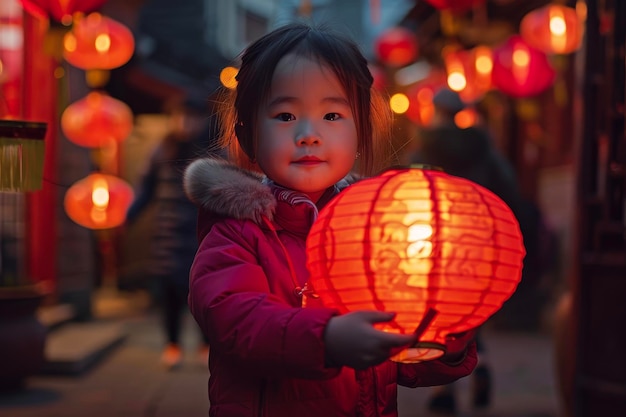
top-left (294, 156), bottom-right (323, 165)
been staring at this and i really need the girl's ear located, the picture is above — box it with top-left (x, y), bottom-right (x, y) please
top-left (235, 123), bottom-right (255, 161)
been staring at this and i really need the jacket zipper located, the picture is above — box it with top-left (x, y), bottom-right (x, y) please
top-left (257, 378), bottom-right (266, 417)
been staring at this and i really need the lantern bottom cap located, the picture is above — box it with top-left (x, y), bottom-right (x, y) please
top-left (391, 342), bottom-right (445, 363)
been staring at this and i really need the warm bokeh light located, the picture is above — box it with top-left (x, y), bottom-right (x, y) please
top-left (454, 108), bottom-right (478, 128)
top-left (64, 173), bottom-right (134, 230)
top-left (443, 45), bottom-right (492, 103)
top-left (390, 93), bottom-right (410, 114)
top-left (220, 66), bottom-right (239, 89)
top-left (61, 91), bottom-right (133, 148)
top-left (520, 4), bottom-right (583, 54)
top-left (18, 0), bottom-right (107, 24)
top-left (63, 13), bottom-right (134, 70)
top-left (492, 35), bottom-right (555, 98)
top-left (447, 71), bottom-right (466, 91)
top-left (374, 26), bottom-right (419, 67)
top-left (475, 47), bottom-right (493, 75)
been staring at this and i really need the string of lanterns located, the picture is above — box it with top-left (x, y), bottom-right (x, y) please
top-left (19, 1), bottom-right (136, 230)
top-left (369, 1), bottom-right (586, 128)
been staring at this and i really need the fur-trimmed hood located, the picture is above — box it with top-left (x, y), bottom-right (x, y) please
top-left (184, 157), bottom-right (277, 225)
top-left (183, 157), bottom-right (354, 240)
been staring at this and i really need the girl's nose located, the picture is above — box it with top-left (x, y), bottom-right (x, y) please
top-left (295, 120), bottom-right (320, 145)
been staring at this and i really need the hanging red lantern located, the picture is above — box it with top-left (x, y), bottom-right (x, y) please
top-left (19, 0), bottom-right (107, 24)
top-left (443, 45), bottom-right (493, 103)
top-left (520, 4), bottom-right (584, 55)
top-left (491, 35), bottom-right (556, 98)
top-left (64, 172), bottom-right (134, 230)
top-left (306, 167), bottom-right (525, 362)
top-left (404, 69), bottom-right (447, 126)
top-left (374, 26), bottom-right (419, 67)
top-left (61, 91), bottom-right (133, 148)
top-left (63, 13), bottom-right (134, 70)
top-left (424, 0), bottom-right (486, 14)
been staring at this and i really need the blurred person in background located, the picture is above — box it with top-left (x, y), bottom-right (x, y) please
top-left (409, 87), bottom-right (547, 414)
top-left (126, 96), bottom-right (219, 369)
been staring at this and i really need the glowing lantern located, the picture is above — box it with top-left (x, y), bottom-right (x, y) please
top-left (374, 27), bottom-right (419, 67)
top-left (424, 0), bottom-right (485, 14)
top-left (520, 4), bottom-right (583, 55)
top-left (61, 91), bottom-right (133, 148)
top-left (443, 45), bottom-right (493, 103)
top-left (0, 23), bottom-right (23, 85)
top-left (19, 0), bottom-right (107, 25)
top-left (404, 70), bottom-right (447, 126)
top-left (491, 35), bottom-right (556, 98)
top-left (64, 173), bottom-right (134, 230)
top-left (220, 66), bottom-right (239, 89)
top-left (63, 13), bottom-right (135, 70)
top-left (306, 167), bottom-right (525, 362)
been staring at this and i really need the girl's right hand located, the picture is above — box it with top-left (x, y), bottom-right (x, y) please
top-left (324, 311), bottom-right (417, 370)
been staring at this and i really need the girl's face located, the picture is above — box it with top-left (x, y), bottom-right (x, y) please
top-left (256, 54), bottom-right (358, 203)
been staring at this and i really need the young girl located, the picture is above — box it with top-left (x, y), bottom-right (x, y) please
top-left (184, 23), bottom-right (477, 417)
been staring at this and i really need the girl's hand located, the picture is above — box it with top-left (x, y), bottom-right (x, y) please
top-left (324, 311), bottom-right (417, 370)
top-left (439, 328), bottom-right (478, 365)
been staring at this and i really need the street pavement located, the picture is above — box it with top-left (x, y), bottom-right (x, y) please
top-left (0, 290), bottom-right (562, 417)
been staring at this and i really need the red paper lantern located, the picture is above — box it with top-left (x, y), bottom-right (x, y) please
top-left (424, 0), bottom-right (486, 14)
top-left (61, 91), bottom-right (133, 148)
top-left (374, 27), bottom-right (418, 67)
top-left (491, 35), bottom-right (556, 98)
top-left (64, 173), bottom-right (134, 230)
top-left (19, 0), bottom-right (107, 24)
top-left (404, 69), bottom-right (447, 126)
top-left (63, 13), bottom-right (134, 70)
top-left (443, 45), bottom-right (493, 103)
top-left (306, 167), bottom-right (525, 362)
top-left (520, 4), bottom-right (584, 55)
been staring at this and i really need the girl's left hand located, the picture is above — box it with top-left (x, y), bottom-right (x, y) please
top-left (440, 327), bottom-right (478, 364)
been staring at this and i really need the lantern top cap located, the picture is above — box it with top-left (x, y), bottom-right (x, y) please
top-left (383, 164), bottom-right (444, 173)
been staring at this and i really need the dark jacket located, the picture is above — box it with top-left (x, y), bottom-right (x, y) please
top-left (126, 130), bottom-right (209, 288)
top-left (410, 123), bottom-right (521, 214)
top-left (183, 157), bottom-right (477, 417)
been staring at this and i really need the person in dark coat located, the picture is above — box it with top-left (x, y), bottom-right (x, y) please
top-left (127, 97), bottom-right (218, 369)
top-left (409, 88), bottom-right (523, 413)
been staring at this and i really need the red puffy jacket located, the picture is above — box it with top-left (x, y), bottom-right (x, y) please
top-left (184, 158), bottom-right (477, 417)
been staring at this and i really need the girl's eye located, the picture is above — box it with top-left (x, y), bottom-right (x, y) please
top-left (325, 113), bottom-right (341, 121)
top-left (276, 113), bottom-right (295, 122)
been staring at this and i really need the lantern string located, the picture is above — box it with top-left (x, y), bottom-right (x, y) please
top-left (413, 307), bottom-right (438, 340)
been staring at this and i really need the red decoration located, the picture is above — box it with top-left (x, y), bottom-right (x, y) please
top-left (61, 91), bottom-right (133, 148)
top-left (491, 35), bottom-right (556, 98)
top-left (520, 4), bottom-right (584, 55)
top-left (404, 69), bottom-right (447, 126)
top-left (306, 167), bottom-right (525, 362)
top-left (424, 0), bottom-right (486, 14)
top-left (19, 0), bottom-right (107, 24)
top-left (374, 27), bottom-right (418, 67)
top-left (64, 173), bottom-right (134, 230)
top-left (63, 13), bottom-right (134, 70)
top-left (443, 45), bottom-right (493, 103)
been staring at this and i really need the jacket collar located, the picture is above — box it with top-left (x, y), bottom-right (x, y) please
top-left (183, 157), bottom-right (352, 238)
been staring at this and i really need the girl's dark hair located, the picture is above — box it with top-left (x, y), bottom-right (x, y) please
top-left (217, 22), bottom-right (393, 176)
